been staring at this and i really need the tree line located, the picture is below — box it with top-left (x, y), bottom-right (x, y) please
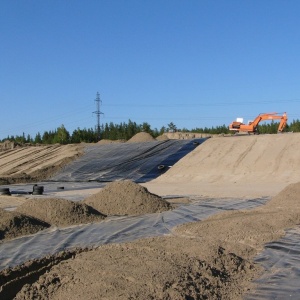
top-left (2, 119), bottom-right (300, 145)
top-left (1, 121), bottom-right (163, 145)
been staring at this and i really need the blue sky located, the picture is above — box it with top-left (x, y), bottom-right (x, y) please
top-left (1, 0), bottom-right (300, 139)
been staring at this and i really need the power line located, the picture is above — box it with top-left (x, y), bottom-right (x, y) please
top-left (101, 98), bottom-right (300, 108)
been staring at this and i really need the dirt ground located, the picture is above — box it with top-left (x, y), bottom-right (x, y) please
top-left (1, 132), bottom-right (300, 299)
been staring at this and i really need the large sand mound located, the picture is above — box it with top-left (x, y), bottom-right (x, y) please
top-left (83, 180), bottom-right (172, 216)
top-left (126, 132), bottom-right (155, 143)
top-left (16, 198), bottom-right (106, 227)
top-left (145, 133), bottom-right (300, 198)
top-left (0, 209), bottom-right (50, 241)
top-left (155, 133), bottom-right (300, 184)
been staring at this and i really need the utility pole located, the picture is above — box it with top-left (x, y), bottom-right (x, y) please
top-left (93, 92), bottom-right (104, 141)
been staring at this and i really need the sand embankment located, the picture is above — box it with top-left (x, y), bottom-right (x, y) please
top-left (144, 133), bottom-right (300, 198)
top-left (0, 144), bottom-right (83, 184)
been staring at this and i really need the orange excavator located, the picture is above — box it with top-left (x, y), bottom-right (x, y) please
top-left (229, 112), bottom-right (288, 134)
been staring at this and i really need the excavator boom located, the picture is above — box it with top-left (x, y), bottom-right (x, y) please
top-left (229, 112), bottom-right (287, 134)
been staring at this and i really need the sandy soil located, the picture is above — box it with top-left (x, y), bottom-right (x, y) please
top-left (1, 132), bottom-right (300, 299)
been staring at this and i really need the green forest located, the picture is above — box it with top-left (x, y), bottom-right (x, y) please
top-left (2, 119), bottom-right (300, 145)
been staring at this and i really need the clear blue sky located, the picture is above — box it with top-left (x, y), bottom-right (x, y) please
top-left (1, 0), bottom-right (300, 139)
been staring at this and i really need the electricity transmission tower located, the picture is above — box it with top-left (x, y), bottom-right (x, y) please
top-left (93, 92), bottom-right (104, 141)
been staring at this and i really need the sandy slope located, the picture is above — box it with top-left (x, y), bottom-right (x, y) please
top-left (144, 133), bottom-right (300, 198)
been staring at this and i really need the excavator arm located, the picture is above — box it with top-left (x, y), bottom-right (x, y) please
top-left (277, 113), bottom-right (288, 132)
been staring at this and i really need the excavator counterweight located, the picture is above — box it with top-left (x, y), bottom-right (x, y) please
top-left (229, 112), bottom-right (288, 134)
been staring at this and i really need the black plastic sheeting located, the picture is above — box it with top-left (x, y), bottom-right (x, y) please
top-left (0, 197), bottom-right (268, 271)
top-left (50, 139), bottom-right (207, 183)
top-left (245, 226), bottom-right (300, 299)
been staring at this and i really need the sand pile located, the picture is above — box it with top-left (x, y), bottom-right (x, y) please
top-left (156, 134), bottom-right (169, 141)
top-left (16, 198), bottom-right (106, 227)
top-left (265, 181), bottom-right (300, 207)
top-left (0, 209), bottom-right (49, 241)
top-left (126, 132), bottom-right (155, 143)
top-left (83, 180), bottom-right (172, 216)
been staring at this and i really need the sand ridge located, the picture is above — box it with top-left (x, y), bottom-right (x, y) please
top-left (0, 144), bottom-right (83, 184)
